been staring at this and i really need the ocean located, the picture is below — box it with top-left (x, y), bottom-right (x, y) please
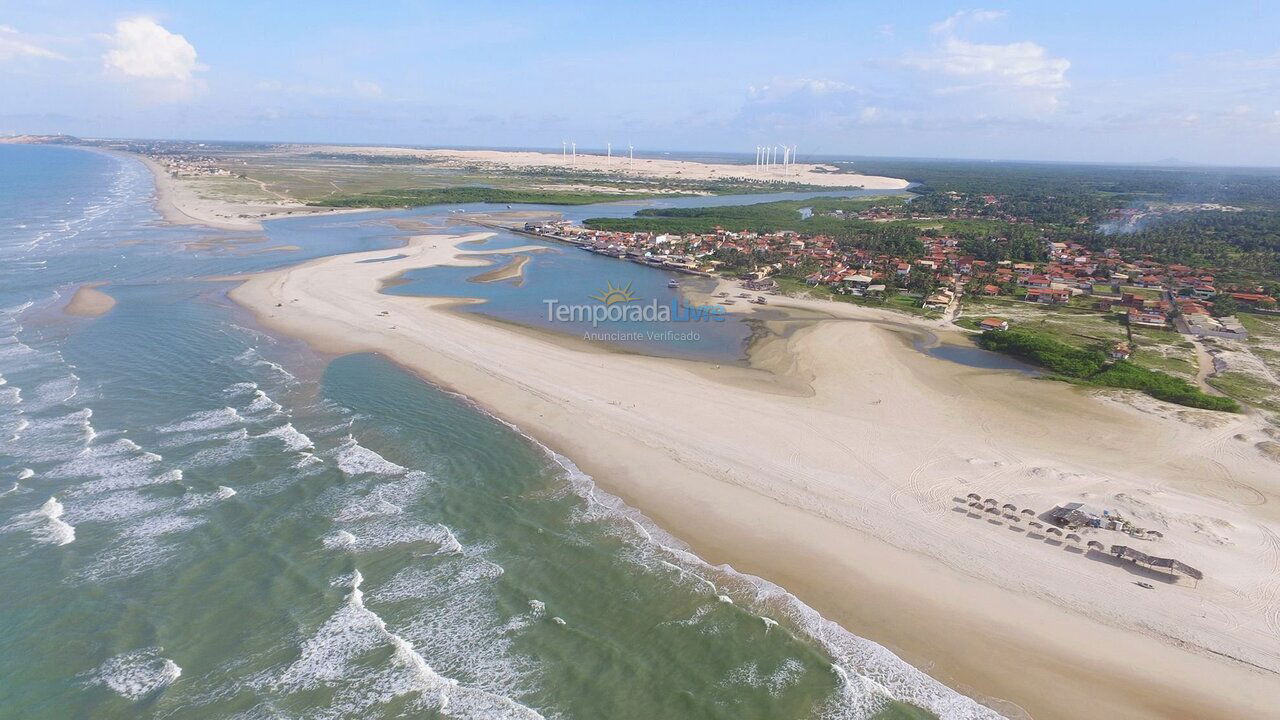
top-left (0, 144), bottom-right (993, 719)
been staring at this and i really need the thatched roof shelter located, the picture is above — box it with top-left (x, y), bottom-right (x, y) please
top-left (1020, 508), bottom-right (1036, 517)
top-left (967, 492), bottom-right (982, 501)
top-left (1002, 503), bottom-right (1018, 511)
top-left (1087, 540), bottom-right (1105, 551)
top-left (984, 507), bottom-right (1000, 515)
top-left (983, 498), bottom-right (998, 506)
top-left (1029, 521), bottom-right (1044, 529)
top-left (1147, 530), bottom-right (1163, 538)
top-left (1046, 527), bottom-right (1063, 536)
top-left (1110, 545), bottom-right (1204, 583)
top-left (968, 501), bottom-right (983, 509)
top-left (1066, 533), bottom-right (1082, 543)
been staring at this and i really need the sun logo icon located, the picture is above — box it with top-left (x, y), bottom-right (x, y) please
top-left (590, 280), bottom-right (639, 305)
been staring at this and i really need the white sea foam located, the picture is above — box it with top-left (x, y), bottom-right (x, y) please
top-left (246, 389), bottom-right (284, 415)
top-left (17, 468), bottom-right (33, 481)
top-left (273, 570), bottom-right (544, 719)
top-left (158, 407), bottom-right (244, 434)
top-left (256, 422), bottom-right (313, 452)
top-left (215, 485), bottom-right (237, 500)
top-left (90, 648), bottom-right (182, 700)
top-left (0, 482), bottom-right (18, 497)
top-left (3, 495), bottom-right (76, 545)
top-left (222, 381), bottom-right (258, 397)
top-left (332, 438), bottom-right (407, 477)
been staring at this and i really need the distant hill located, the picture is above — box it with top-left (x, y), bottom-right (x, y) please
top-left (0, 134), bottom-right (82, 145)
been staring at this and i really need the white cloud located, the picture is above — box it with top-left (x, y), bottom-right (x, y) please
top-left (0, 25), bottom-right (64, 61)
top-left (925, 36), bottom-right (1070, 90)
top-left (748, 78), bottom-right (856, 102)
top-left (102, 17), bottom-right (202, 97)
top-left (930, 9), bottom-right (1006, 34)
top-left (351, 80), bottom-right (383, 98)
top-left (908, 11), bottom-right (1069, 107)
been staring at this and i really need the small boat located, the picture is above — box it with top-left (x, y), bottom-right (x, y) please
top-left (1136, 582), bottom-right (1154, 589)
top-left (667, 279), bottom-right (680, 289)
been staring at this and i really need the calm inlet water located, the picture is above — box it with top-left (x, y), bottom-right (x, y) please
top-left (0, 145), bottom-right (997, 720)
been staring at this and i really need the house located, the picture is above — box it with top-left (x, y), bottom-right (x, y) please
top-left (1018, 274), bottom-right (1053, 289)
top-left (1128, 308), bottom-right (1168, 328)
top-left (1110, 341), bottom-right (1132, 360)
top-left (982, 284), bottom-right (1001, 296)
top-left (895, 262), bottom-right (911, 277)
top-left (979, 317), bottom-right (1009, 332)
top-left (1025, 288), bottom-right (1071, 305)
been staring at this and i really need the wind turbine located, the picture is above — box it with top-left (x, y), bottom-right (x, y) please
top-left (628, 142), bottom-right (634, 169)
top-left (562, 140), bottom-right (567, 160)
top-left (607, 142), bottom-right (612, 160)
top-left (571, 142), bottom-right (576, 164)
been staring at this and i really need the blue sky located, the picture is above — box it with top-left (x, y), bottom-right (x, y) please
top-left (2, 1), bottom-right (1279, 164)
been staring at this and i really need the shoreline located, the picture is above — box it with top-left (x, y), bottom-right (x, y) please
top-left (226, 232), bottom-right (1280, 719)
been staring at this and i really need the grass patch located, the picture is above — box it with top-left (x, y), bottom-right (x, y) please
top-left (308, 186), bottom-right (668, 208)
top-left (1207, 372), bottom-right (1280, 412)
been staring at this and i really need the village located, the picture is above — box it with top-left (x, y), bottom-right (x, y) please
top-left (521, 216), bottom-right (1278, 341)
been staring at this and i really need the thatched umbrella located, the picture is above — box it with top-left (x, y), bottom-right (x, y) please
top-left (1066, 533), bottom-right (1082, 543)
top-left (1087, 540), bottom-right (1105, 551)
top-left (983, 498), bottom-right (998, 506)
top-left (1028, 521), bottom-right (1044, 529)
top-left (966, 492), bottom-right (982, 501)
top-left (1020, 508), bottom-right (1036, 517)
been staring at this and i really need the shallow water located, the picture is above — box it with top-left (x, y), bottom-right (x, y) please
top-left (0, 145), bottom-right (999, 720)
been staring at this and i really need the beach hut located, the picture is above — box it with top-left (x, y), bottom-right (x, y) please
top-left (966, 493), bottom-right (982, 501)
top-left (1087, 540), bottom-right (1105, 551)
top-left (1020, 508), bottom-right (1036, 517)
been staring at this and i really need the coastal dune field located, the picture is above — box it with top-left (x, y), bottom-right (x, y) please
top-left (230, 232), bottom-right (1280, 720)
top-left (299, 145), bottom-right (911, 190)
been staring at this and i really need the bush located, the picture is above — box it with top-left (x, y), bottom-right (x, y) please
top-left (978, 329), bottom-right (1240, 412)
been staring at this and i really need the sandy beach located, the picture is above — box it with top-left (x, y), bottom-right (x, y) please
top-left (229, 232), bottom-right (1280, 719)
top-left (300, 145), bottom-right (911, 190)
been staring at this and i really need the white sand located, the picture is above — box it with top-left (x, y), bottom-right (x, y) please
top-left (300, 145), bottom-right (911, 190)
top-left (230, 233), bottom-right (1280, 720)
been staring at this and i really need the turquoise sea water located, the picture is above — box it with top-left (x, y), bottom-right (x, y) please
top-left (0, 145), bottom-right (998, 720)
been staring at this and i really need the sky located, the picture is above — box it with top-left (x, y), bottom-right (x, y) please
top-left (2, 1), bottom-right (1279, 165)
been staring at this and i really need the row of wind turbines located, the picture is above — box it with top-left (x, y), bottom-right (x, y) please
top-left (756, 145), bottom-right (798, 175)
top-left (561, 140), bottom-right (635, 169)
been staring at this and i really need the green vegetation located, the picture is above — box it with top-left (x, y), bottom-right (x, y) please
top-left (978, 329), bottom-right (1239, 411)
top-left (1207, 372), bottom-right (1280, 413)
top-left (309, 186), bottom-right (666, 208)
top-left (585, 196), bottom-right (926, 256)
